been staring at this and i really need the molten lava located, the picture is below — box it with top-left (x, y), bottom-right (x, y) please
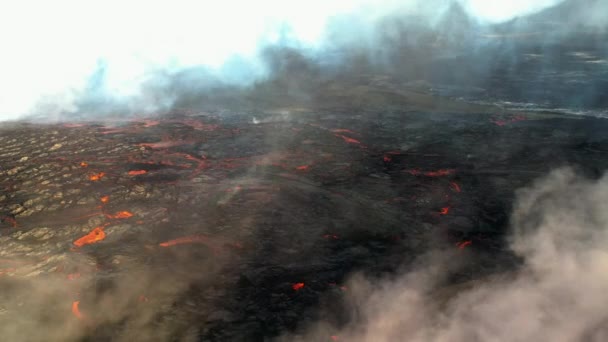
top-left (424, 169), bottom-right (454, 177)
top-left (128, 170), bottom-right (147, 176)
top-left (100, 196), bottom-right (109, 204)
top-left (336, 134), bottom-right (361, 145)
top-left (296, 165), bottom-right (310, 171)
top-left (80, 161), bottom-right (88, 168)
top-left (72, 301), bottom-right (84, 320)
top-left (457, 240), bottom-right (472, 249)
top-left (89, 172), bottom-right (105, 181)
top-left (106, 211), bottom-right (134, 219)
top-left (73, 227), bottom-right (106, 247)
top-left (439, 207), bottom-right (450, 215)
top-left (292, 282), bottom-right (305, 291)
top-left (491, 115), bottom-right (527, 126)
top-left (450, 182), bottom-right (462, 192)
top-left (159, 235), bottom-right (209, 247)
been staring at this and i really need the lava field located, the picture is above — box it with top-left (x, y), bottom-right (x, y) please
top-left (1, 109), bottom-right (608, 341)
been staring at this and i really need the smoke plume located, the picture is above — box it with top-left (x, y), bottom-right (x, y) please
top-left (284, 167), bottom-right (608, 341)
top-left (3, 0), bottom-right (604, 122)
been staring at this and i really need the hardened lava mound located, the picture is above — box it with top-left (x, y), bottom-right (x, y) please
top-left (1, 110), bottom-right (608, 341)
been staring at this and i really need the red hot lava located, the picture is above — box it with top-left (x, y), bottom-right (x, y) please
top-left (457, 240), bottom-right (472, 249)
top-left (74, 227), bottom-right (106, 247)
top-left (292, 282), bottom-right (305, 291)
top-left (439, 207), bottom-right (450, 215)
top-left (106, 211), bottom-right (134, 219)
top-left (335, 134), bottom-right (361, 145)
top-left (89, 172), bottom-right (105, 181)
top-left (72, 301), bottom-right (84, 320)
top-left (128, 170), bottom-right (147, 176)
top-left (159, 235), bottom-right (209, 247)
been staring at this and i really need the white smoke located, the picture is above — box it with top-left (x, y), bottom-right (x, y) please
top-left (0, 0), bottom-right (567, 121)
top-left (287, 168), bottom-right (608, 342)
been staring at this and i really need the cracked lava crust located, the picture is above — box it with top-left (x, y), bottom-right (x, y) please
top-left (1, 110), bottom-right (608, 341)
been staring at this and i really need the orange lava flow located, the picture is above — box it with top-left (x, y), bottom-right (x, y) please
top-left (89, 172), bottom-right (105, 181)
top-left (424, 169), bottom-right (454, 177)
top-left (450, 182), bottom-right (461, 193)
top-left (457, 240), bottom-right (472, 249)
top-left (73, 227), bottom-right (106, 247)
top-left (100, 196), bottom-right (109, 204)
top-left (72, 301), bottom-right (84, 320)
top-left (296, 165), bottom-right (310, 171)
top-left (439, 207), bottom-right (450, 215)
top-left (80, 161), bottom-right (88, 168)
top-left (107, 211), bottom-right (133, 219)
top-left (128, 170), bottom-right (147, 176)
top-left (292, 282), bottom-right (305, 291)
top-left (159, 235), bottom-right (208, 247)
top-left (336, 134), bottom-right (361, 145)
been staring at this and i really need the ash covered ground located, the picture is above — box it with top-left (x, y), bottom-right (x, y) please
top-left (2, 96), bottom-right (608, 340)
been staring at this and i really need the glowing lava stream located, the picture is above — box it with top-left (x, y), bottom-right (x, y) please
top-left (457, 240), bottom-right (472, 249)
top-left (71, 301), bottom-right (84, 320)
top-left (128, 170), bottom-right (147, 175)
top-left (73, 227), bottom-right (106, 247)
top-left (159, 235), bottom-right (209, 247)
top-left (89, 172), bottom-right (105, 181)
top-left (106, 211), bottom-right (134, 219)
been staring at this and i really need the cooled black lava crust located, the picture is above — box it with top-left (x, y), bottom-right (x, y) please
top-left (1, 110), bottom-right (607, 341)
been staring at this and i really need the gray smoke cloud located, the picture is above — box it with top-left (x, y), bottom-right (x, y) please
top-left (5, 0), bottom-right (606, 122)
top-left (284, 167), bottom-right (608, 341)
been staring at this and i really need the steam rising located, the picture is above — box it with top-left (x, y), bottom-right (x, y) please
top-left (2, 0), bottom-right (598, 121)
top-left (3, 168), bottom-right (604, 341)
top-left (286, 168), bottom-right (608, 341)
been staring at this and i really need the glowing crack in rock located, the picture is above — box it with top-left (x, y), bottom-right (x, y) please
top-left (106, 211), bottom-right (134, 219)
top-left (73, 227), bottom-right (106, 247)
top-left (292, 282), bottom-right (305, 291)
top-left (128, 170), bottom-right (147, 176)
top-left (71, 301), bottom-right (84, 320)
top-left (335, 134), bottom-right (361, 145)
top-left (89, 172), bottom-right (105, 181)
top-left (159, 235), bottom-right (209, 247)
top-left (457, 240), bottom-right (472, 249)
